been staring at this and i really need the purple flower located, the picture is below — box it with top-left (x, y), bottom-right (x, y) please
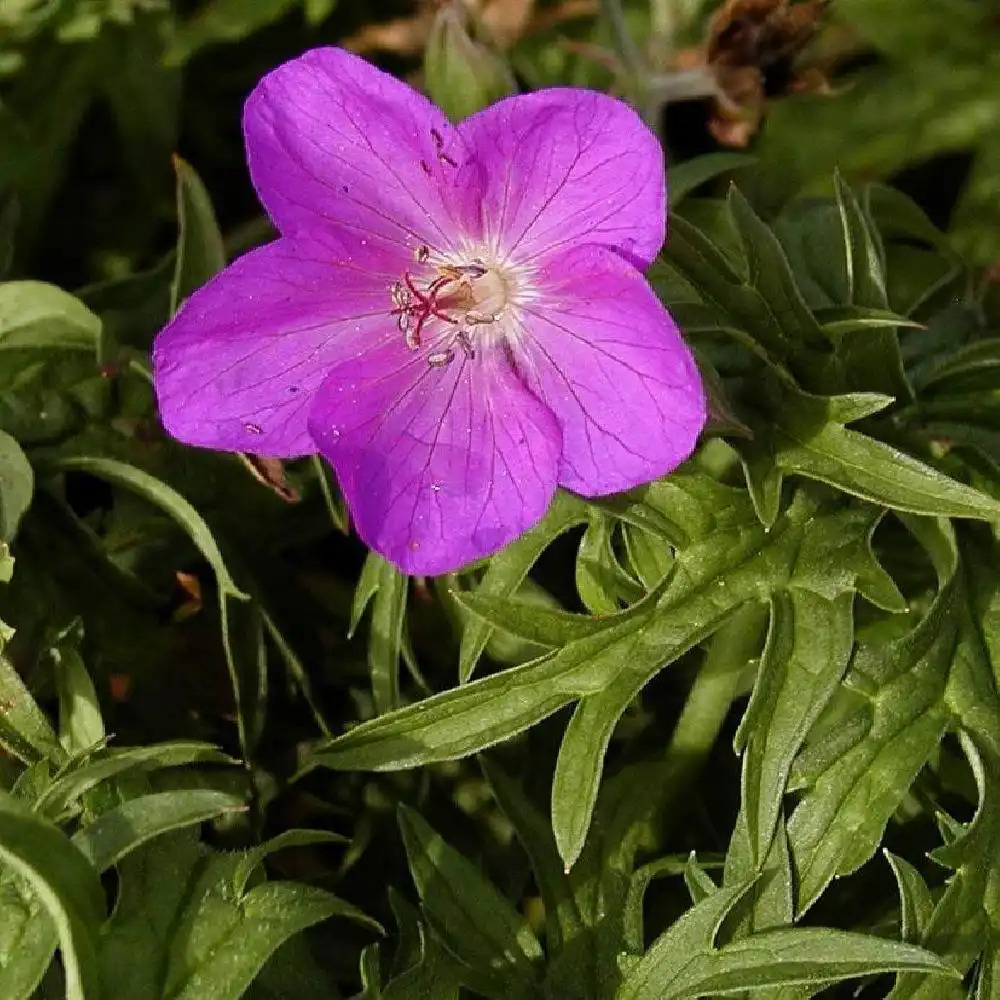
top-left (153, 47), bottom-right (706, 575)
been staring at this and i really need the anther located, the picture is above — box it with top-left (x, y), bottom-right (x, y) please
top-left (453, 264), bottom-right (488, 279)
top-left (464, 311), bottom-right (497, 325)
top-left (428, 349), bottom-right (456, 368)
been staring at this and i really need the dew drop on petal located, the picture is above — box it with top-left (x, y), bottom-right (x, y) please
top-left (431, 482), bottom-right (442, 493)
top-left (244, 422), bottom-right (263, 435)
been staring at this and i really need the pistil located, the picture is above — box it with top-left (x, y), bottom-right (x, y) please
top-left (390, 254), bottom-right (509, 365)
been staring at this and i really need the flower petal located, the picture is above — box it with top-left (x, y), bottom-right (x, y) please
top-left (308, 342), bottom-right (561, 575)
top-left (243, 47), bottom-right (481, 258)
top-left (459, 89), bottom-right (666, 267)
top-left (511, 245), bottom-right (705, 495)
top-left (152, 237), bottom-right (393, 457)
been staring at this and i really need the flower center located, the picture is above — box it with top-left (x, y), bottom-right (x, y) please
top-left (389, 246), bottom-right (516, 369)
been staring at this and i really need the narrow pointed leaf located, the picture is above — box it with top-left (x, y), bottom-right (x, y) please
top-left (0, 431), bottom-right (32, 542)
top-left (458, 492), bottom-right (588, 681)
top-left (398, 805), bottom-right (542, 979)
top-left (170, 156), bottom-right (226, 314)
top-left (619, 926), bottom-right (956, 999)
top-left (0, 794), bottom-right (104, 1000)
top-left (72, 790), bottom-right (245, 871)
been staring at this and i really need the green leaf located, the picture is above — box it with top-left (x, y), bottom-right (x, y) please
top-left (824, 172), bottom-right (912, 400)
top-left (171, 882), bottom-right (359, 1000)
top-left (246, 933), bottom-right (346, 1000)
top-left (166, 0), bottom-right (302, 64)
top-left (305, 647), bottom-right (597, 773)
top-left (669, 153), bottom-right (756, 205)
top-left (43, 455), bottom-right (247, 599)
top-left (619, 925), bottom-right (957, 999)
top-left (738, 434), bottom-right (783, 529)
top-left (572, 606), bottom-right (768, 992)
top-left (575, 513), bottom-right (642, 615)
top-left (0, 876), bottom-right (58, 1000)
top-left (453, 588), bottom-right (617, 649)
top-left (378, 921), bottom-right (464, 1000)
top-left (310, 491), bottom-right (899, 797)
top-left (774, 389), bottom-right (1000, 521)
top-left (865, 183), bottom-right (955, 260)
top-left (0, 626), bottom-right (61, 765)
top-left (100, 830), bottom-right (373, 1000)
top-left (683, 853), bottom-right (718, 905)
top-left (834, 170), bottom-right (889, 311)
top-left (623, 856), bottom-right (690, 953)
top-left (727, 186), bottom-right (829, 353)
top-left (724, 815), bottom-right (794, 937)
top-left (736, 590), bottom-right (855, 867)
top-left (816, 306), bottom-right (923, 338)
top-left (0, 282), bottom-right (101, 353)
top-left (52, 639), bottom-right (104, 755)
top-left (170, 156), bottom-right (226, 315)
top-left (0, 430), bottom-right (32, 542)
top-left (775, 199), bottom-right (848, 308)
top-left (398, 806), bottom-right (542, 983)
top-left (884, 542), bottom-right (1000, 997)
top-left (350, 552), bottom-right (384, 638)
top-left (621, 521), bottom-right (674, 590)
top-left (479, 757), bottom-right (581, 952)
top-left (788, 581), bottom-right (956, 913)
top-left (40, 454), bottom-right (270, 757)
top-left (457, 492), bottom-right (588, 681)
top-left (886, 850), bottom-right (935, 943)
top-left (35, 741), bottom-right (235, 819)
top-left (303, 0), bottom-right (336, 24)
top-left (552, 667), bottom-right (654, 871)
top-left (913, 337), bottom-right (1000, 393)
top-left (232, 829), bottom-right (348, 896)
top-left (664, 214), bottom-right (791, 367)
top-left (617, 879), bottom-right (755, 999)
top-left (71, 789), bottom-right (245, 871)
top-left (0, 793), bottom-right (104, 1000)
top-left (220, 592), bottom-right (268, 757)
top-left (365, 555), bottom-right (407, 714)
top-left (887, 734), bottom-right (999, 1000)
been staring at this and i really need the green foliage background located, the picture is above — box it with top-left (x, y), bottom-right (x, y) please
top-left (1, 1), bottom-right (1000, 998)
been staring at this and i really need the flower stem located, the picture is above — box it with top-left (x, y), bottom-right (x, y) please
top-left (646, 66), bottom-right (720, 105)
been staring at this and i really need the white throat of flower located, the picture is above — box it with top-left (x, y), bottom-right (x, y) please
top-left (390, 244), bottom-right (534, 368)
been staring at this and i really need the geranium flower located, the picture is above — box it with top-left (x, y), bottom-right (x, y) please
top-left (152, 47), bottom-right (706, 575)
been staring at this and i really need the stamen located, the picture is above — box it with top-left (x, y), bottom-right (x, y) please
top-left (427, 349), bottom-right (456, 368)
top-left (464, 310), bottom-right (497, 325)
top-left (452, 263), bottom-right (488, 279)
top-left (390, 256), bottom-right (507, 358)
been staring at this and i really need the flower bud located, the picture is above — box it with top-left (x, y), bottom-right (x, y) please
top-left (423, 1), bottom-right (516, 121)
